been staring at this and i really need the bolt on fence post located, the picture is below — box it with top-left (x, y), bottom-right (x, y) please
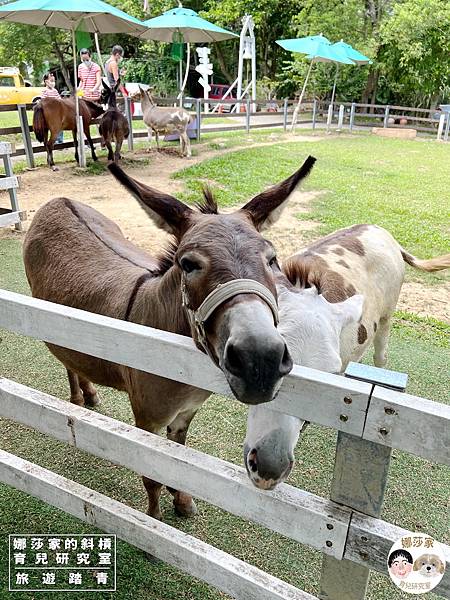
top-left (312, 99), bottom-right (317, 130)
top-left (124, 96), bottom-right (134, 151)
top-left (245, 97), bottom-right (251, 134)
top-left (283, 98), bottom-right (288, 132)
top-left (196, 98), bottom-right (202, 142)
top-left (349, 103), bottom-right (356, 132)
top-left (383, 105), bottom-right (390, 128)
top-left (17, 104), bottom-right (34, 169)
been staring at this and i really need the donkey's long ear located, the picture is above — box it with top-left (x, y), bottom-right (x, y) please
top-left (239, 156), bottom-right (316, 231)
top-left (108, 164), bottom-right (193, 236)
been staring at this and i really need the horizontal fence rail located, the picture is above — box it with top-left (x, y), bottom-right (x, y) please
top-left (1, 290), bottom-right (449, 598)
top-left (0, 290), bottom-right (449, 466)
top-left (0, 450), bottom-right (317, 600)
top-left (1, 378), bottom-right (449, 597)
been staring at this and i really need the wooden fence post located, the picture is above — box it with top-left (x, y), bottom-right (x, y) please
top-left (283, 98), bottom-right (288, 132)
top-left (1, 142), bottom-right (23, 232)
top-left (383, 106), bottom-right (390, 128)
top-left (124, 95), bottom-right (134, 151)
top-left (17, 104), bottom-right (34, 169)
top-left (196, 98), bottom-right (202, 141)
top-left (349, 103), bottom-right (356, 132)
top-left (326, 104), bottom-right (333, 133)
top-left (437, 113), bottom-right (446, 141)
top-left (319, 366), bottom-right (407, 600)
top-left (337, 105), bottom-right (344, 131)
top-left (444, 113), bottom-right (450, 142)
top-left (312, 100), bottom-right (317, 130)
top-left (246, 97), bottom-right (251, 133)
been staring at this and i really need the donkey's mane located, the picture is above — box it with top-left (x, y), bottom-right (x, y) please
top-left (195, 186), bottom-right (218, 215)
top-left (154, 188), bottom-right (218, 274)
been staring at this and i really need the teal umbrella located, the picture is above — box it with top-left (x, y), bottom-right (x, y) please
top-left (141, 7), bottom-right (237, 43)
top-left (141, 6), bottom-right (237, 98)
top-left (276, 34), bottom-right (354, 132)
top-left (0, 0), bottom-right (146, 166)
top-left (329, 41), bottom-right (372, 108)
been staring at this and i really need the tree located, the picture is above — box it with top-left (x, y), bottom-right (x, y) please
top-left (379, 0), bottom-right (450, 106)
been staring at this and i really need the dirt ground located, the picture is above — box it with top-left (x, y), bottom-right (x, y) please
top-left (1, 137), bottom-right (449, 323)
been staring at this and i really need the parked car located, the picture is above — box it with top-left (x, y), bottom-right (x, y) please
top-left (209, 83), bottom-right (237, 111)
top-left (0, 67), bottom-right (43, 105)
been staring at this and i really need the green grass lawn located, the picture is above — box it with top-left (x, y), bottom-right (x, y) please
top-left (0, 223), bottom-right (449, 600)
top-left (175, 135), bottom-right (450, 284)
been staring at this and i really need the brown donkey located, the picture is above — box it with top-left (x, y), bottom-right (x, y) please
top-left (23, 157), bottom-right (315, 519)
top-left (33, 96), bottom-right (104, 170)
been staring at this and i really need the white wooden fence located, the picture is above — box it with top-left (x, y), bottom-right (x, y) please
top-left (0, 141), bottom-right (25, 231)
top-left (0, 288), bottom-right (449, 599)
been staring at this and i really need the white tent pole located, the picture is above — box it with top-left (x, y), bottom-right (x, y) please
top-left (94, 32), bottom-right (106, 76)
top-left (72, 28), bottom-right (86, 168)
top-left (178, 42), bottom-right (190, 106)
top-left (290, 58), bottom-right (314, 133)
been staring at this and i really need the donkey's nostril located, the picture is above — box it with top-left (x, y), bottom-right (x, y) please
top-left (248, 448), bottom-right (258, 471)
top-left (280, 344), bottom-right (293, 375)
top-left (224, 342), bottom-right (241, 376)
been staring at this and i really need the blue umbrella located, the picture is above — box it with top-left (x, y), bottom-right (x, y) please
top-left (141, 6), bottom-right (237, 98)
top-left (276, 34), bottom-right (354, 131)
top-left (329, 41), bottom-right (372, 108)
top-left (0, 0), bottom-right (145, 166)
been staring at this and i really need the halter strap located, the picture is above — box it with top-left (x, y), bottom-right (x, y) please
top-left (182, 278), bottom-right (279, 360)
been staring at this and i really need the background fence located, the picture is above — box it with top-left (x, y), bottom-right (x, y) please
top-left (0, 288), bottom-right (449, 600)
top-left (1, 97), bottom-right (448, 168)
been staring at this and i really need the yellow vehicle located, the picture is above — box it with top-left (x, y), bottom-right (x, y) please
top-left (0, 67), bottom-right (43, 105)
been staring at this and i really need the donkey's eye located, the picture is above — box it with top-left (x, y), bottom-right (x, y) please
top-left (180, 258), bottom-right (201, 273)
top-left (268, 256), bottom-right (278, 268)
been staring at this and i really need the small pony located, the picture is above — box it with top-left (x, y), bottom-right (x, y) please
top-left (33, 96), bottom-right (104, 170)
top-left (99, 79), bottom-right (130, 163)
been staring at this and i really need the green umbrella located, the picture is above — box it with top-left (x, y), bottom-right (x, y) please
top-left (141, 6), bottom-right (237, 98)
top-left (0, 0), bottom-right (146, 166)
top-left (276, 35), bottom-right (354, 132)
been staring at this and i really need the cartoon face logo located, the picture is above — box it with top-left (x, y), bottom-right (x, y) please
top-left (388, 550), bottom-right (414, 579)
top-left (413, 554), bottom-right (445, 578)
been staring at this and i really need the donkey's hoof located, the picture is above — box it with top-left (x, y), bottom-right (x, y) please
top-left (84, 392), bottom-right (101, 407)
top-left (174, 498), bottom-right (198, 518)
top-left (51, 166), bottom-right (59, 172)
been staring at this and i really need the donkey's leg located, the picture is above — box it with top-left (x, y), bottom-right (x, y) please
top-left (373, 316), bottom-right (392, 367)
top-left (155, 131), bottom-right (160, 151)
top-left (133, 414), bottom-right (165, 520)
top-left (47, 130), bottom-right (59, 171)
top-left (114, 136), bottom-right (124, 163)
top-left (72, 129), bottom-right (79, 165)
top-left (166, 406), bottom-right (200, 517)
top-left (105, 140), bottom-right (114, 162)
top-left (180, 131), bottom-right (191, 158)
top-left (78, 375), bottom-right (100, 407)
top-left (146, 127), bottom-right (153, 153)
top-left (67, 369), bottom-right (84, 406)
top-left (84, 123), bottom-right (97, 162)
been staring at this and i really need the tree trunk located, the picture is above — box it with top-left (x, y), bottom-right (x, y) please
top-left (361, 67), bottom-right (379, 110)
top-left (213, 44), bottom-right (234, 84)
top-left (50, 32), bottom-right (73, 92)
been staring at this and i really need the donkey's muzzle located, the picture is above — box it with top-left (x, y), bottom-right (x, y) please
top-left (223, 335), bottom-right (293, 404)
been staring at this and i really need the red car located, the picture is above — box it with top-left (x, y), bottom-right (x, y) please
top-left (209, 83), bottom-right (237, 111)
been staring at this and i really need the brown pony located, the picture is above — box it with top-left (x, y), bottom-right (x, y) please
top-left (33, 97), bottom-right (104, 170)
top-left (23, 158), bottom-right (315, 520)
top-left (99, 80), bottom-right (129, 163)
